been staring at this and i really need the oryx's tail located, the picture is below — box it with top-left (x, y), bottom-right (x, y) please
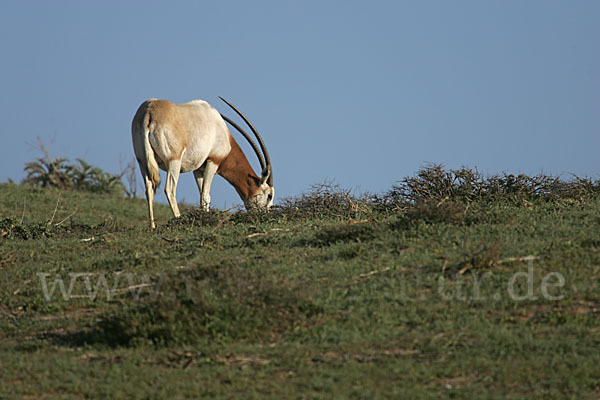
top-left (132, 101), bottom-right (160, 191)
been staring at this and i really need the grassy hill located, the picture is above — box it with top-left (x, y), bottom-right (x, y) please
top-left (1, 168), bottom-right (599, 399)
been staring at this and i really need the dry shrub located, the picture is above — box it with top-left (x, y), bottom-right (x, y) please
top-left (379, 164), bottom-right (599, 212)
top-left (387, 164), bottom-right (485, 204)
top-left (163, 182), bottom-right (371, 226)
top-left (275, 182), bottom-right (370, 220)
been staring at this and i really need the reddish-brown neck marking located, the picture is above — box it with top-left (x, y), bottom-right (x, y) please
top-left (214, 132), bottom-right (261, 202)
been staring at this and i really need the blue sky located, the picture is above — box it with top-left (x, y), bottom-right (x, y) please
top-left (1, 1), bottom-right (598, 208)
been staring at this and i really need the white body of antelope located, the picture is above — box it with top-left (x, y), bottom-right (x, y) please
top-left (132, 97), bottom-right (274, 229)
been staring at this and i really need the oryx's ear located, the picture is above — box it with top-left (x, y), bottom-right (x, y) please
top-left (259, 165), bottom-right (272, 186)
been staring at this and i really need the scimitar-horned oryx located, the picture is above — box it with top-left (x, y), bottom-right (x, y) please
top-left (132, 97), bottom-right (273, 229)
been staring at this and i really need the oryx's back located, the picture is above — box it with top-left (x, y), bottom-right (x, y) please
top-left (132, 99), bottom-right (230, 174)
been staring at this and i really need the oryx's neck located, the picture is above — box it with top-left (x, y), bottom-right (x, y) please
top-left (216, 133), bottom-right (260, 202)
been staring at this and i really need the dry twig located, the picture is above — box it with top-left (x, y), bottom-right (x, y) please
top-left (48, 192), bottom-right (62, 225)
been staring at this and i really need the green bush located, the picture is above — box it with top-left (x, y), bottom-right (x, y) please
top-left (88, 265), bottom-right (321, 347)
top-left (23, 157), bottom-right (124, 195)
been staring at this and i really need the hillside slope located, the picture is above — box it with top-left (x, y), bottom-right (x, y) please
top-left (1, 179), bottom-right (599, 398)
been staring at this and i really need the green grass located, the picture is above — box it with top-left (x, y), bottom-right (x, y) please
top-left (1, 176), bottom-right (599, 399)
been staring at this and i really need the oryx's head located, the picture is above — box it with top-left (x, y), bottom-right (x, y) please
top-left (219, 97), bottom-right (274, 211)
top-left (246, 164), bottom-right (275, 211)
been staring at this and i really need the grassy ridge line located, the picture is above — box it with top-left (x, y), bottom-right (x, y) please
top-left (0, 167), bottom-right (599, 399)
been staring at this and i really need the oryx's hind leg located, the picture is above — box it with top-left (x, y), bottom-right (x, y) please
top-left (143, 175), bottom-right (156, 229)
top-left (194, 160), bottom-right (218, 211)
top-left (164, 159), bottom-right (182, 218)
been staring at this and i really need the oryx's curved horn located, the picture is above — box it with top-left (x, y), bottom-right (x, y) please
top-left (220, 113), bottom-right (266, 171)
top-left (219, 96), bottom-right (273, 186)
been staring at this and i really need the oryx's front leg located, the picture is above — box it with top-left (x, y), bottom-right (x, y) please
top-left (194, 160), bottom-right (218, 211)
top-left (193, 164), bottom-right (206, 207)
top-left (165, 159), bottom-right (182, 218)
